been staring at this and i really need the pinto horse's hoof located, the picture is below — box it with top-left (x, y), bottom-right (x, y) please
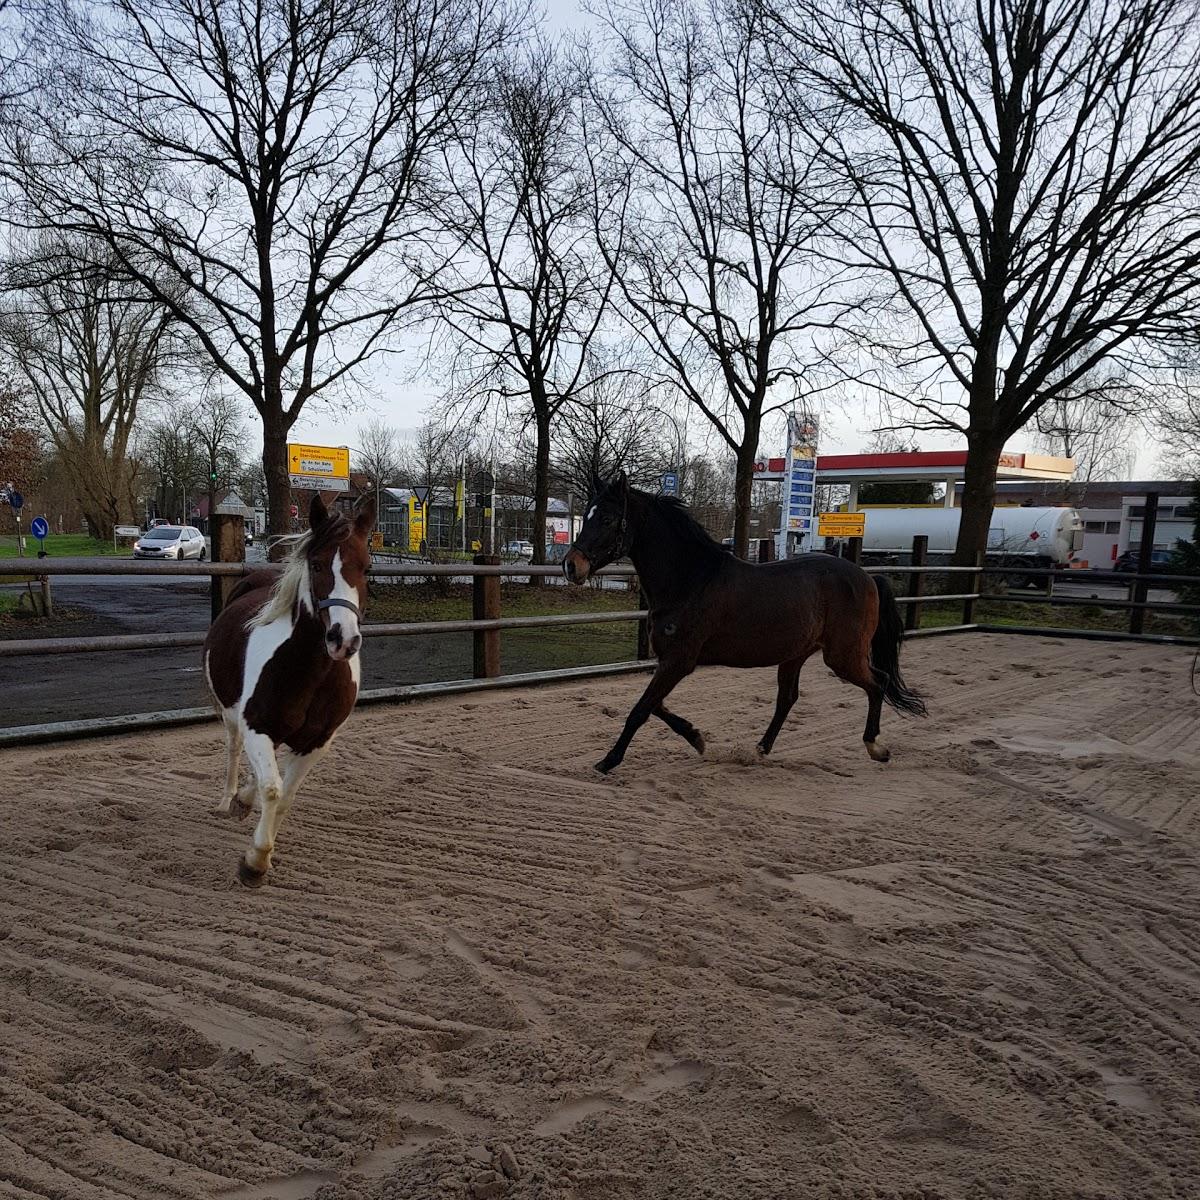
top-left (237, 859), bottom-right (268, 888)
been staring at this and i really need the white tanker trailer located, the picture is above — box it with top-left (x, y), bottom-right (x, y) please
top-left (855, 506), bottom-right (1084, 585)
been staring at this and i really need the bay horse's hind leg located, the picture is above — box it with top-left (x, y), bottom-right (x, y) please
top-left (653, 703), bottom-right (705, 755)
top-left (237, 731), bottom-right (284, 886)
top-left (822, 639), bottom-right (890, 764)
top-left (758, 657), bottom-right (805, 755)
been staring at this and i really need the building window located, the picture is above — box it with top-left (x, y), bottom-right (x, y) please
top-left (1084, 521), bottom-right (1104, 532)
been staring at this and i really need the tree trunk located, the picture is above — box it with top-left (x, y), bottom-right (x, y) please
top-left (529, 409), bottom-right (551, 588)
top-left (732, 426), bottom-right (760, 558)
top-left (952, 433), bottom-right (1004, 567)
top-left (262, 405), bottom-right (291, 559)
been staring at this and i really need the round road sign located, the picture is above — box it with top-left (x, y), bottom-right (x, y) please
top-left (31, 516), bottom-right (49, 539)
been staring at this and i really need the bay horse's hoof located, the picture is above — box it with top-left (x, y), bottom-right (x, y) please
top-left (237, 859), bottom-right (268, 888)
top-left (689, 732), bottom-right (706, 755)
top-left (594, 757), bottom-right (617, 775)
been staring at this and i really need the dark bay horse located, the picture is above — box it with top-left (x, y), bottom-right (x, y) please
top-left (563, 474), bottom-right (925, 773)
top-left (203, 494), bottom-right (375, 885)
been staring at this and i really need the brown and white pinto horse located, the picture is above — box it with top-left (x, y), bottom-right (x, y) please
top-left (203, 494), bottom-right (375, 886)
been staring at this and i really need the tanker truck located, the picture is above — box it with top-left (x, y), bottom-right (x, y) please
top-left (852, 506), bottom-right (1084, 587)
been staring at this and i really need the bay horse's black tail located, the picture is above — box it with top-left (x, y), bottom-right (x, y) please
top-left (870, 574), bottom-right (927, 717)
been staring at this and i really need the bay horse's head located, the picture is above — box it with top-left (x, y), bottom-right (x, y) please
top-left (564, 471), bottom-right (629, 584)
top-left (260, 493), bottom-right (376, 659)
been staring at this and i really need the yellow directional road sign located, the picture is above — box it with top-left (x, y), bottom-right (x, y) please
top-left (287, 443), bottom-right (350, 492)
top-left (818, 512), bottom-right (866, 538)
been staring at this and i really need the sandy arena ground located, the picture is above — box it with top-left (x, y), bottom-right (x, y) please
top-left (2, 632), bottom-right (1200, 1200)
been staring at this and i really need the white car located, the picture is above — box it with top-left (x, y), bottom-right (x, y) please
top-left (133, 525), bottom-right (207, 560)
top-left (503, 539), bottom-right (535, 559)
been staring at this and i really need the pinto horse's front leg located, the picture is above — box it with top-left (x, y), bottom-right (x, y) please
top-left (237, 731), bottom-right (284, 886)
top-left (596, 661), bottom-right (693, 774)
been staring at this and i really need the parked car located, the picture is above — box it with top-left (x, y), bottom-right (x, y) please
top-left (1113, 548), bottom-right (1176, 574)
top-left (133, 525), bottom-right (207, 560)
top-left (503, 539), bottom-right (535, 559)
top-left (244, 526), bottom-right (254, 545)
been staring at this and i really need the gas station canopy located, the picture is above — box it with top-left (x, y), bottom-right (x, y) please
top-left (754, 449), bottom-right (1074, 510)
top-left (754, 449), bottom-right (1074, 483)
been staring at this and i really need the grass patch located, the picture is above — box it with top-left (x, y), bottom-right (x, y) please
top-left (365, 580), bottom-right (645, 671)
top-left (366, 581), bottom-right (642, 624)
top-left (0, 533), bottom-right (125, 559)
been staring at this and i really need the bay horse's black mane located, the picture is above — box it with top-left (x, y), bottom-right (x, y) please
top-left (637, 490), bottom-right (729, 557)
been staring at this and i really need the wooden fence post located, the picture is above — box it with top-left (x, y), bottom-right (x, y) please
top-left (1129, 492), bottom-right (1158, 636)
top-left (905, 535), bottom-right (927, 632)
top-left (962, 550), bottom-right (984, 625)
top-left (637, 585), bottom-right (651, 660)
top-left (473, 554), bottom-right (501, 678)
top-left (843, 537), bottom-right (862, 564)
top-left (210, 513), bottom-right (245, 620)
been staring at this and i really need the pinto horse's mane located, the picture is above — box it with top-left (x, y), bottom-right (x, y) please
top-left (249, 509), bottom-right (354, 628)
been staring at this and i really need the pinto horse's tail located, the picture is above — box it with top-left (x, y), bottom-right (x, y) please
top-left (870, 574), bottom-right (927, 717)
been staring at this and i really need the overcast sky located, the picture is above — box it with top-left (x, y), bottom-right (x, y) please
top-left (283, 0), bottom-right (1163, 478)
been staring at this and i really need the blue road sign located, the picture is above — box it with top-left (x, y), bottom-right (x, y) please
top-left (8, 490), bottom-right (23, 511)
top-left (31, 516), bottom-right (49, 540)
top-left (661, 471), bottom-right (679, 496)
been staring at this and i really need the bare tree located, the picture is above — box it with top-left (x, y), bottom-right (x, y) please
top-left (189, 393), bottom-right (249, 526)
top-left (353, 416), bottom-right (401, 527)
top-left (0, 0), bottom-right (31, 109)
top-left (552, 355), bottom-right (676, 493)
top-left (766, 0), bottom-right (1200, 565)
top-left (590, 0), bottom-right (855, 555)
top-left (431, 36), bottom-right (619, 581)
top-left (138, 412), bottom-right (205, 524)
top-left (1035, 382), bottom-right (1137, 494)
top-left (4, 0), bottom-right (511, 547)
top-left (397, 419), bottom-right (459, 550)
top-left (1155, 366), bottom-right (1200, 472)
top-left (0, 373), bottom-right (42, 535)
top-left (0, 239), bottom-right (175, 538)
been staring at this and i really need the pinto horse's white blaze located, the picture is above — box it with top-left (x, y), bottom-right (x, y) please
top-left (323, 549), bottom-right (363, 660)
